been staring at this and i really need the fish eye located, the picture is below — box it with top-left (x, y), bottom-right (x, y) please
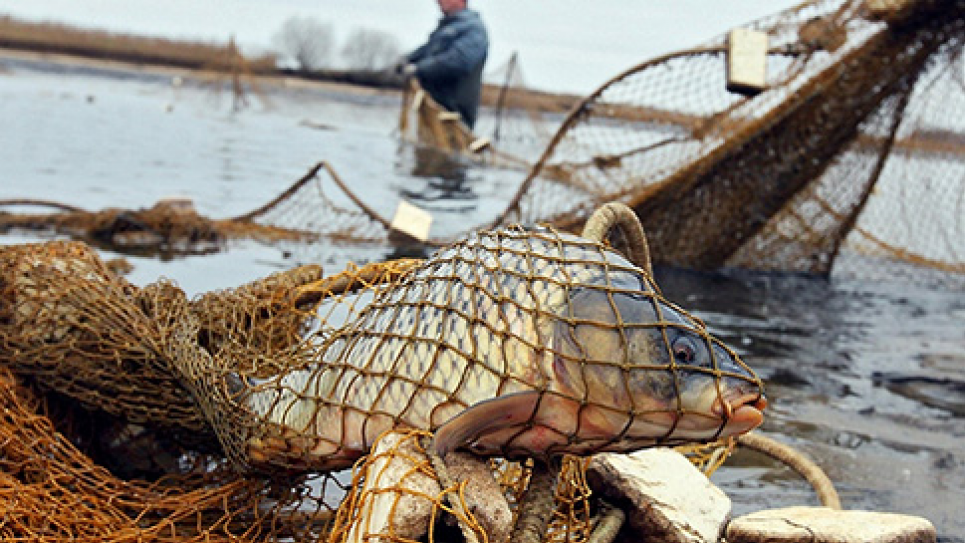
top-left (671, 335), bottom-right (699, 365)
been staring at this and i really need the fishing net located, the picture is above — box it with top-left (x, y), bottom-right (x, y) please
top-left (492, 0), bottom-right (965, 285)
top-left (0, 161), bottom-right (389, 257)
top-left (398, 79), bottom-right (481, 155)
top-left (477, 52), bottom-right (566, 164)
top-left (396, 53), bottom-right (570, 170)
top-left (0, 239), bottom-right (413, 541)
top-left (195, 224), bottom-right (761, 475)
top-left (326, 431), bottom-right (595, 543)
top-left (246, 0), bottom-right (965, 286)
top-left (0, 198), bottom-right (228, 256)
top-left (0, 216), bottom-right (763, 542)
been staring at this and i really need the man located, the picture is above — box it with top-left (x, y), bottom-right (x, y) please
top-left (402, 0), bottom-right (489, 129)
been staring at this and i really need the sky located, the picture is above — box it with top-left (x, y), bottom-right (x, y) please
top-left (0, 1), bottom-right (800, 94)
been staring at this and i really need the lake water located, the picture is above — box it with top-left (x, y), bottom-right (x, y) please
top-left (2, 53), bottom-right (964, 541)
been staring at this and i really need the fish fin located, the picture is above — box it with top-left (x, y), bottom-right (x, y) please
top-left (431, 391), bottom-right (541, 456)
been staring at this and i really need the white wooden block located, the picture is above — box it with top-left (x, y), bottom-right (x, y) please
top-left (468, 137), bottom-right (491, 154)
top-left (727, 28), bottom-right (768, 96)
top-left (155, 196), bottom-right (196, 214)
top-left (728, 506), bottom-right (936, 543)
top-left (389, 200), bottom-right (432, 243)
top-left (865, 0), bottom-right (914, 23)
top-left (588, 448), bottom-right (732, 543)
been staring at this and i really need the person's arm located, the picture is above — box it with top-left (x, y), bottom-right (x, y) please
top-left (406, 42), bottom-right (430, 63)
top-left (413, 22), bottom-right (487, 81)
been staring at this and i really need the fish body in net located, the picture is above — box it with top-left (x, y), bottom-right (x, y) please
top-left (242, 225), bottom-right (764, 470)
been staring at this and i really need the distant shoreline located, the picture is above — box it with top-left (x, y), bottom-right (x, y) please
top-left (0, 15), bottom-right (581, 114)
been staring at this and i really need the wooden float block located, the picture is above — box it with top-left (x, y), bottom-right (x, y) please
top-left (389, 200), bottom-right (432, 244)
top-left (155, 196), bottom-right (196, 214)
top-left (727, 506), bottom-right (936, 543)
top-left (865, 0), bottom-right (915, 23)
top-left (437, 111), bottom-right (463, 123)
top-left (726, 27), bottom-right (768, 96)
top-left (587, 448), bottom-right (731, 543)
top-left (468, 137), bottom-right (491, 154)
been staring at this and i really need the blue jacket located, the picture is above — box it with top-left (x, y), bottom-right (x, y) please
top-left (407, 9), bottom-right (489, 129)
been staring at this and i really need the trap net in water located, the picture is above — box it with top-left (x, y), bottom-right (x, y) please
top-left (0, 161), bottom-right (389, 258)
top-left (235, 0), bottom-right (965, 286)
top-left (493, 0), bottom-right (965, 285)
top-left (0, 216), bottom-right (763, 542)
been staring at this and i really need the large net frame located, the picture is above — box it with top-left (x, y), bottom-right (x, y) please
top-left (492, 0), bottom-right (965, 284)
top-left (387, 0), bottom-right (965, 285)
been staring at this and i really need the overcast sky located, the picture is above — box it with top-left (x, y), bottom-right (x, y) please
top-left (0, 1), bottom-right (798, 93)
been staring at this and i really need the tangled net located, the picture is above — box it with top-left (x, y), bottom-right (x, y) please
top-left (1, 202), bottom-right (780, 542)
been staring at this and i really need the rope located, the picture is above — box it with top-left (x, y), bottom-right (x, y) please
top-left (509, 461), bottom-right (559, 543)
top-left (738, 432), bottom-right (842, 510)
top-left (580, 202), bottom-right (652, 276)
top-left (585, 502), bottom-right (625, 543)
top-left (426, 440), bottom-right (481, 543)
top-left (0, 198), bottom-right (87, 213)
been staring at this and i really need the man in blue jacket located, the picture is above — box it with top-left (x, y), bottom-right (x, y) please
top-left (403, 0), bottom-right (489, 129)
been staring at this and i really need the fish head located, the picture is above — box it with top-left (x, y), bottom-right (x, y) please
top-left (548, 271), bottom-right (765, 452)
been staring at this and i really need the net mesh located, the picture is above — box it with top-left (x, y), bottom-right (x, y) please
top-left (0, 161), bottom-right (390, 258)
top-left (0, 220), bottom-right (760, 542)
top-left (200, 225), bottom-right (760, 474)
top-left (494, 0), bottom-right (965, 285)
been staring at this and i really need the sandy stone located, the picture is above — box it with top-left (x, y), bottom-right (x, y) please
top-left (344, 431), bottom-right (441, 543)
top-left (587, 448), bottom-right (731, 543)
top-left (727, 506), bottom-right (936, 543)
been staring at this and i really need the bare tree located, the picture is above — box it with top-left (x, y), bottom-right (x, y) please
top-left (272, 16), bottom-right (333, 71)
top-left (341, 27), bottom-right (401, 71)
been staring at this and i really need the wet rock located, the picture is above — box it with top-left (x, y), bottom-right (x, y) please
top-left (442, 451), bottom-right (513, 543)
top-left (872, 372), bottom-right (965, 417)
top-left (344, 431), bottom-right (441, 543)
top-left (587, 448), bottom-right (731, 543)
top-left (727, 506), bottom-right (936, 543)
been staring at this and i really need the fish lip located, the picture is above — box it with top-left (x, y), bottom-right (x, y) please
top-left (714, 392), bottom-right (767, 424)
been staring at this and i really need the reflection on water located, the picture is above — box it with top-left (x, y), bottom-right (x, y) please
top-left (396, 145), bottom-right (479, 211)
top-left (2, 54), bottom-right (964, 539)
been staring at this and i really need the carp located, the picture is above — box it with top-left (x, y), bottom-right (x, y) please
top-left (241, 225), bottom-right (765, 470)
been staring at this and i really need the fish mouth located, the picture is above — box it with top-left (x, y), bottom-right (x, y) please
top-left (713, 392), bottom-right (767, 435)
